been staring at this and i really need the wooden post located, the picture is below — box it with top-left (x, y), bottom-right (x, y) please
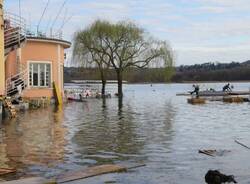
top-left (0, 0), bottom-right (5, 95)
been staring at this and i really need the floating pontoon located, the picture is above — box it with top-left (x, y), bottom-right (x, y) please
top-left (177, 91), bottom-right (250, 97)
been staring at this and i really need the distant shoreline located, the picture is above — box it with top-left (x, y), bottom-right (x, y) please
top-left (66, 80), bottom-right (250, 85)
top-left (172, 80), bottom-right (250, 84)
top-left (125, 80), bottom-right (250, 84)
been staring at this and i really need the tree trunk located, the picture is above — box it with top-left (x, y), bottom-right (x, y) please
top-left (118, 95), bottom-right (123, 111)
top-left (117, 70), bottom-right (123, 97)
top-left (101, 80), bottom-right (106, 96)
top-left (102, 97), bottom-right (106, 108)
top-left (100, 69), bottom-right (106, 96)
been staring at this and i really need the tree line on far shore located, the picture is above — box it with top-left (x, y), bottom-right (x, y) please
top-left (65, 60), bottom-right (250, 83)
top-left (64, 67), bottom-right (173, 83)
top-left (172, 61), bottom-right (250, 82)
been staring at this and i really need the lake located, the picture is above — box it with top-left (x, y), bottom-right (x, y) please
top-left (1, 82), bottom-right (250, 183)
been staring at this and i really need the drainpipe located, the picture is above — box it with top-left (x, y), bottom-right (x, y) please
top-left (0, 0), bottom-right (5, 96)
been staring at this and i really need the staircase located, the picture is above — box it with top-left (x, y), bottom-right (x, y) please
top-left (4, 12), bottom-right (27, 97)
top-left (4, 12), bottom-right (26, 56)
top-left (5, 65), bottom-right (28, 97)
top-left (3, 98), bottom-right (16, 118)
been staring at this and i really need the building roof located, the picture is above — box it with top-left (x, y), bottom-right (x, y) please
top-left (26, 36), bottom-right (71, 48)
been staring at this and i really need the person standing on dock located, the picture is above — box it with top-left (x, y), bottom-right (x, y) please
top-left (222, 83), bottom-right (232, 92)
top-left (190, 84), bottom-right (199, 98)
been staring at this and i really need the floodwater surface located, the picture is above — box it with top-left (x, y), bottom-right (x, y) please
top-left (1, 83), bottom-right (250, 183)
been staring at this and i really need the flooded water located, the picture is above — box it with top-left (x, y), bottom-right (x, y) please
top-left (1, 83), bottom-right (250, 183)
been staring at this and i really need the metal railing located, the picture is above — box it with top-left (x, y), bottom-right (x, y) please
top-left (5, 66), bottom-right (28, 97)
top-left (4, 12), bottom-right (27, 96)
top-left (4, 11), bottom-right (26, 51)
top-left (26, 29), bottom-right (63, 40)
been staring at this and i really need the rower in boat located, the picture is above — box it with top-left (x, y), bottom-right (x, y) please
top-left (190, 84), bottom-right (199, 98)
top-left (222, 83), bottom-right (232, 92)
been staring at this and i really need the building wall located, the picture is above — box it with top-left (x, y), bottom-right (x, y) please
top-left (5, 51), bottom-right (17, 79)
top-left (0, 0), bottom-right (5, 95)
top-left (5, 38), bottom-right (70, 98)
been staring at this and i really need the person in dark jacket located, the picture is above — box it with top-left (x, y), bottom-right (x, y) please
top-left (222, 83), bottom-right (231, 92)
top-left (190, 84), bottom-right (199, 97)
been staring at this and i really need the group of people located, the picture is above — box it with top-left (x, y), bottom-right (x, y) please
top-left (190, 83), bottom-right (233, 97)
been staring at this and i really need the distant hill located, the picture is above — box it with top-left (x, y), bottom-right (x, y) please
top-left (241, 60), bottom-right (250, 66)
top-left (172, 61), bottom-right (250, 82)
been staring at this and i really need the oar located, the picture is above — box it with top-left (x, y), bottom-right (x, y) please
top-left (235, 140), bottom-right (250, 150)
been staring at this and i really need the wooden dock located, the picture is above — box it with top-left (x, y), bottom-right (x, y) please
top-left (223, 97), bottom-right (246, 103)
top-left (177, 90), bottom-right (250, 97)
top-left (187, 98), bottom-right (206, 104)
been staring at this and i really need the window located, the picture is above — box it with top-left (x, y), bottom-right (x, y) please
top-left (29, 63), bottom-right (51, 87)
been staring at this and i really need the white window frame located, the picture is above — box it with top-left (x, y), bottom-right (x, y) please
top-left (28, 61), bottom-right (53, 89)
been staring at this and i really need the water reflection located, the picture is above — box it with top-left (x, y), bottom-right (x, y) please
top-left (72, 97), bottom-right (145, 165)
top-left (0, 107), bottom-right (67, 170)
top-left (118, 97), bottom-right (123, 111)
top-left (102, 98), bottom-right (107, 109)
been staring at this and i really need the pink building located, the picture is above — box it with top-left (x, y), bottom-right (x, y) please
top-left (5, 36), bottom-right (71, 99)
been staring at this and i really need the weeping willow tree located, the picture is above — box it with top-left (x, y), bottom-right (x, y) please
top-left (73, 20), bottom-right (174, 97)
top-left (73, 21), bottom-right (111, 95)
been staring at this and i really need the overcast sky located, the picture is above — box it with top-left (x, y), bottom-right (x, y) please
top-left (5, 0), bottom-right (250, 66)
